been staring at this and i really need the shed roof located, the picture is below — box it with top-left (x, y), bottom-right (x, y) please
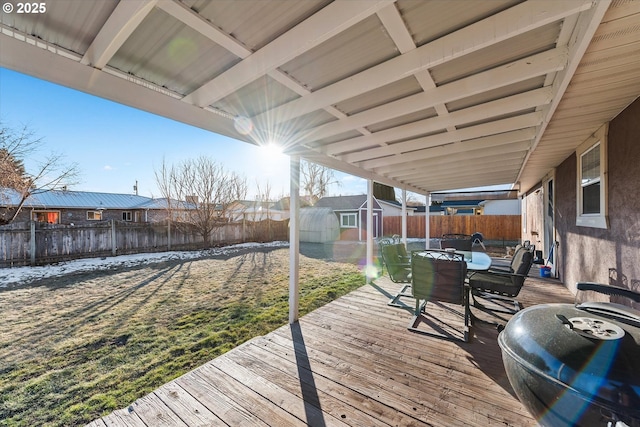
top-left (315, 195), bottom-right (381, 211)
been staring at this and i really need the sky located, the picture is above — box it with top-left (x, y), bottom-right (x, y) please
top-left (0, 67), bottom-right (369, 200)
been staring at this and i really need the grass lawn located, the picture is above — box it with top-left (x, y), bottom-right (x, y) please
top-left (0, 247), bottom-right (365, 426)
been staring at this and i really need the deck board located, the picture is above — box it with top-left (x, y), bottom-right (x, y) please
top-left (91, 270), bottom-right (573, 426)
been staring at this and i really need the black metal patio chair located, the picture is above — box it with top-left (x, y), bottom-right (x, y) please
top-left (408, 250), bottom-right (471, 342)
top-left (468, 245), bottom-right (534, 315)
top-left (378, 236), bottom-right (413, 307)
top-left (439, 234), bottom-right (472, 251)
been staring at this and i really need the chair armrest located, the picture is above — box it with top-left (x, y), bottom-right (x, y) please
top-left (468, 270), bottom-right (526, 280)
top-left (387, 261), bottom-right (411, 268)
top-left (487, 266), bottom-right (512, 274)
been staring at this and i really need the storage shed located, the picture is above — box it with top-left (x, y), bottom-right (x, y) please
top-left (315, 195), bottom-right (383, 241)
top-left (299, 207), bottom-right (339, 243)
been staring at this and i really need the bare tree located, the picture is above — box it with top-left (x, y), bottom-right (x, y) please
top-left (154, 156), bottom-right (247, 247)
top-left (1, 122), bottom-right (80, 224)
top-left (300, 160), bottom-right (339, 205)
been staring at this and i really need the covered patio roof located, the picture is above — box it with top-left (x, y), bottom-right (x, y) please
top-left (2, 0), bottom-right (639, 195)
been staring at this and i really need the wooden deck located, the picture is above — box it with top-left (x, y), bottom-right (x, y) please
top-left (88, 268), bottom-right (574, 426)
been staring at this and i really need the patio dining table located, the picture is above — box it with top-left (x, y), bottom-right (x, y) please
top-left (414, 250), bottom-right (492, 272)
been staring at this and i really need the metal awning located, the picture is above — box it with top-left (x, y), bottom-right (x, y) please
top-left (2, 0), bottom-right (638, 196)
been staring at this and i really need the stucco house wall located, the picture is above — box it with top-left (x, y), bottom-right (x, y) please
top-left (526, 97), bottom-right (640, 304)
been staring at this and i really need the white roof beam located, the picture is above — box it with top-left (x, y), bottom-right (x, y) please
top-left (323, 87), bottom-right (552, 155)
top-left (414, 168), bottom-right (523, 188)
top-left (352, 112), bottom-right (543, 167)
top-left (392, 152), bottom-right (527, 180)
top-left (380, 140), bottom-right (531, 177)
top-left (377, 4), bottom-right (454, 131)
top-left (376, 129), bottom-right (535, 174)
top-left (414, 171), bottom-right (521, 192)
top-left (182, 0), bottom-right (394, 107)
top-left (304, 47), bottom-right (566, 143)
top-left (157, 0), bottom-right (251, 58)
top-left (158, 0), bottom-right (366, 133)
top-left (81, 0), bottom-right (158, 68)
top-left (253, 0), bottom-right (592, 126)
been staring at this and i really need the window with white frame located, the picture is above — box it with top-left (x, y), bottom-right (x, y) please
top-left (122, 211), bottom-right (132, 221)
top-left (340, 212), bottom-right (357, 228)
top-left (576, 124), bottom-right (608, 229)
top-left (87, 210), bottom-right (103, 221)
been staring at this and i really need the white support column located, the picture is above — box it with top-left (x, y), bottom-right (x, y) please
top-left (401, 189), bottom-right (407, 246)
top-left (425, 192), bottom-right (431, 249)
top-left (366, 179), bottom-right (374, 282)
top-left (289, 155), bottom-right (300, 324)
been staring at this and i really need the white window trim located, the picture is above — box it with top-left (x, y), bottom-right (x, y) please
top-left (87, 210), bottom-right (103, 221)
top-left (576, 123), bottom-right (608, 229)
top-left (122, 211), bottom-right (132, 221)
top-left (340, 212), bottom-right (358, 228)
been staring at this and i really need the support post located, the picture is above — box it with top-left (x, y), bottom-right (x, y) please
top-left (289, 155), bottom-right (300, 324)
top-left (366, 179), bottom-right (374, 282)
top-left (401, 189), bottom-right (407, 246)
top-left (425, 192), bottom-right (431, 249)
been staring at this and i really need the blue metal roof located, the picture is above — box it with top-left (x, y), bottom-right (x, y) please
top-left (1, 189), bottom-right (157, 209)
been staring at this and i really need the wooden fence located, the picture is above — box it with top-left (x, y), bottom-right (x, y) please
top-left (0, 219), bottom-right (289, 267)
top-left (383, 215), bottom-right (521, 242)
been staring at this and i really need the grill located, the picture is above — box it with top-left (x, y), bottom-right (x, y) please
top-left (498, 283), bottom-right (640, 427)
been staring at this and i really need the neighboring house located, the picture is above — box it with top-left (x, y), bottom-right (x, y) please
top-left (440, 200), bottom-right (484, 215)
top-left (479, 199), bottom-right (520, 215)
top-left (226, 197), bottom-right (311, 222)
top-left (410, 195), bottom-right (520, 216)
top-left (0, 189), bottom-right (175, 225)
top-left (377, 199), bottom-right (417, 217)
top-left (411, 205), bottom-right (445, 216)
top-left (226, 200), bottom-right (277, 222)
top-left (315, 195), bottom-right (383, 241)
top-left (522, 97), bottom-right (640, 302)
top-left (269, 196), bottom-right (313, 221)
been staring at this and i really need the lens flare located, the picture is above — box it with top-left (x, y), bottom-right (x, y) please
top-left (361, 263), bottom-right (381, 281)
top-left (234, 116), bottom-right (254, 135)
top-left (167, 37), bottom-right (197, 64)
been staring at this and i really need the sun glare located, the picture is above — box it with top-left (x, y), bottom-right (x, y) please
top-left (261, 142), bottom-right (286, 161)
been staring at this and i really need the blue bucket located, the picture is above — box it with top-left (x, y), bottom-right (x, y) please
top-left (540, 266), bottom-right (551, 278)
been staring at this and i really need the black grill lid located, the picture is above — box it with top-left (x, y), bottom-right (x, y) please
top-left (499, 303), bottom-right (640, 413)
